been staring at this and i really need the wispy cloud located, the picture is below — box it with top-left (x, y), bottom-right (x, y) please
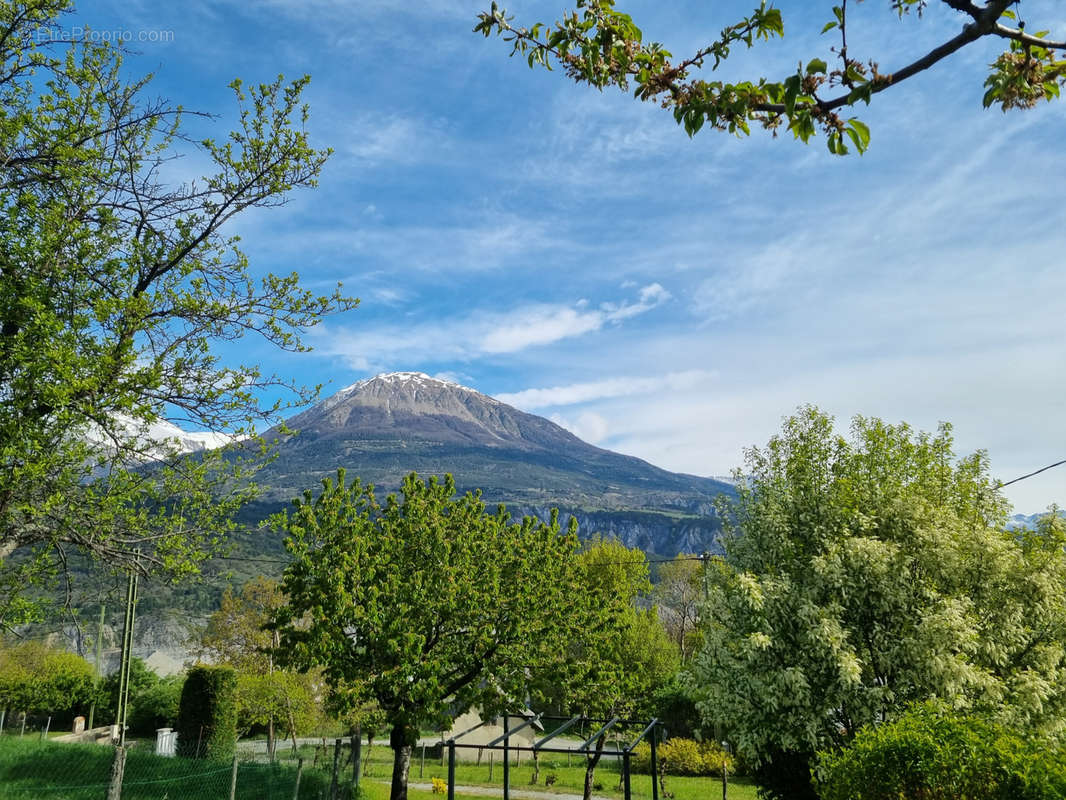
top-left (481, 283), bottom-right (670, 353)
top-left (314, 283), bottom-right (672, 371)
top-left (495, 368), bottom-right (715, 410)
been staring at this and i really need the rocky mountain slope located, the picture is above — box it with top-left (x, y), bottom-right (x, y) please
top-left (240, 372), bottom-right (733, 555)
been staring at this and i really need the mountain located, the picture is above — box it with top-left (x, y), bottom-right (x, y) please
top-left (240, 372), bottom-right (734, 555)
top-left (1007, 510), bottom-right (1066, 530)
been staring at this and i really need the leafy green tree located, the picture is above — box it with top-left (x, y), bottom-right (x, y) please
top-left (540, 537), bottom-right (679, 800)
top-left (128, 673), bottom-right (184, 735)
top-left (476, 0), bottom-right (1065, 154)
top-left (198, 577), bottom-right (285, 672)
top-left (652, 556), bottom-right (703, 662)
top-left (690, 407), bottom-right (1066, 800)
top-left (235, 670), bottom-right (322, 744)
top-left (0, 640), bottom-right (96, 714)
top-left (98, 656), bottom-right (159, 725)
top-left (197, 577), bottom-right (318, 756)
top-left (0, 0), bottom-right (356, 627)
top-left (274, 470), bottom-right (590, 800)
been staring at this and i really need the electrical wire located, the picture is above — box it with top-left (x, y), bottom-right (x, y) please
top-left (998, 458), bottom-right (1066, 489)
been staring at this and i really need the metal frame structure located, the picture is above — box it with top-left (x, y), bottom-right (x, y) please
top-left (444, 714), bottom-right (660, 800)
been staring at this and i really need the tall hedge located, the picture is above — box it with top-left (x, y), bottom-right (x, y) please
top-left (176, 665), bottom-right (238, 759)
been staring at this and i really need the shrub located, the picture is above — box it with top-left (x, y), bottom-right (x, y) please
top-left (128, 674), bottom-right (184, 735)
top-left (817, 703), bottom-right (1066, 800)
top-left (631, 737), bottom-right (735, 777)
top-left (176, 665), bottom-right (238, 760)
top-left (430, 777), bottom-right (447, 794)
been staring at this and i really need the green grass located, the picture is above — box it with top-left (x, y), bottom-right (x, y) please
top-left (275, 739), bottom-right (760, 800)
top-left (0, 736), bottom-right (331, 800)
top-left (0, 735), bottom-right (759, 800)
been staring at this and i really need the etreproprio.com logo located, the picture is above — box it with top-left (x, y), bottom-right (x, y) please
top-left (34, 26), bottom-right (175, 44)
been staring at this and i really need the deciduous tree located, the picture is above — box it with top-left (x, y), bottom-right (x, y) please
top-left (0, 0), bottom-right (356, 627)
top-left (540, 537), bottom-right (679, 800)
top-left (476, 0), bottom-right (1066, 154)
top-left (0, 640), bottom-right (96, 714)
top-left (652, 556), bottom-right (703, 662)
top-left (274, 471), bottom-right (591, 800)
top-left (690, 407), bottom-right (1066, 800)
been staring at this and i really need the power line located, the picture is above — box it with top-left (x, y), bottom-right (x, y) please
top-left (999, 458), bottom-right (1066, 489)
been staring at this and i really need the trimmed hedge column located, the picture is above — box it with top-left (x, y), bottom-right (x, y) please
top-left (176, 665), bottom-right (238, 759)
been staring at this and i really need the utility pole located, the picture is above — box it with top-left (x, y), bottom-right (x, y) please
top-left (88, 604), bottom-right (106, 729)
top-left (701, 551), bottom-right (710, 601)
top-left (115, 564), bottom-right (140, 746)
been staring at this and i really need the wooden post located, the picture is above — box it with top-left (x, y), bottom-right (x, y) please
top-left (0, 709), bottom-right (5, 733)
top-left (106, 746), bottom-right (127, 800)
top-left (331, 738), bottom-right (342, 800)
top-left (229, 754), bottom-right (239, 800)
top-left (292, 757), bottom-right (304, 800)
top-left (489, 752), bottom-right (494, 782)
top-left (40, 716), bottom-right (51, 740)
top-left (420, 743), bottom-right (425, 778)
top-left (19, 713), bottom-right (26, 737)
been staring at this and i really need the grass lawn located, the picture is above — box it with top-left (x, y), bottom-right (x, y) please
top-left (275, 739), bottom-right (761, 800)
top-left (0, 736), bottom-right (331, 799)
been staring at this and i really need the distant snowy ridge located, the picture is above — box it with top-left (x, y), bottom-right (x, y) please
top-left (1006, 509), bottom-right (1065, 530)
top-left (322, 371), bottom-right (491, 413)
top-left (86, 415), bottom-right (237, 460)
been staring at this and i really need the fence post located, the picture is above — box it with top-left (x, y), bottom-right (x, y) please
top-left (292, 757), bottom-right (304, 800)
top-left (721, 742), bottom-right (729, 800)
top-left (650, 726), bottom-right (658, 800)
top-left (40, 716), bottom-right (51, 741)
top-left (106, 746), bottom-right (127, 800)
top-left (229, 754), bottom-right (239, 800)
top-left (0, 708), bottom-right (5, 733)
top-left (489, 752), bottom-right (494, 782)
top-left (502, 715), bottom-right (510, 800)
top-left (330, 738), bottom-right (342, 800)
top-left (447, 740), bottom-right (456, 800)
top-left (19, 713), bottom-right (26, 737)
top-left (352, 729), bottom-right (361, 796)
top-left (420, 743), bottom-right (425, 779)
top-left (622, 750), bottom-right (631, 800)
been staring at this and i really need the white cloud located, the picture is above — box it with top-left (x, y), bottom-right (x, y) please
top-left (550, 411), bottom-right (610, 444)
top-left (495, 369), bottom-right (716, 410)
top-left (481, 284), bottom-right (670, 353)
top-left (314, 283), bottom-right (672, 371)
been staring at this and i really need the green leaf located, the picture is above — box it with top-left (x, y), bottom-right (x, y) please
top-left (846, 118), bottom-right (870, 152)
top-left (784, 74), bottom-right (801, 115)
top-left (806, 58), bottom-right (828, 76)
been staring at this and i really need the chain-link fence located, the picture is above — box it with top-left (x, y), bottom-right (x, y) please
top-left (0, 711), bottom-right (61, 740)
top-left (0, 735), bottom-right (340, 799)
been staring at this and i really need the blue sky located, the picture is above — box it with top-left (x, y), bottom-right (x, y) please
top-left (72, 0), bottom-right (1065, 513)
